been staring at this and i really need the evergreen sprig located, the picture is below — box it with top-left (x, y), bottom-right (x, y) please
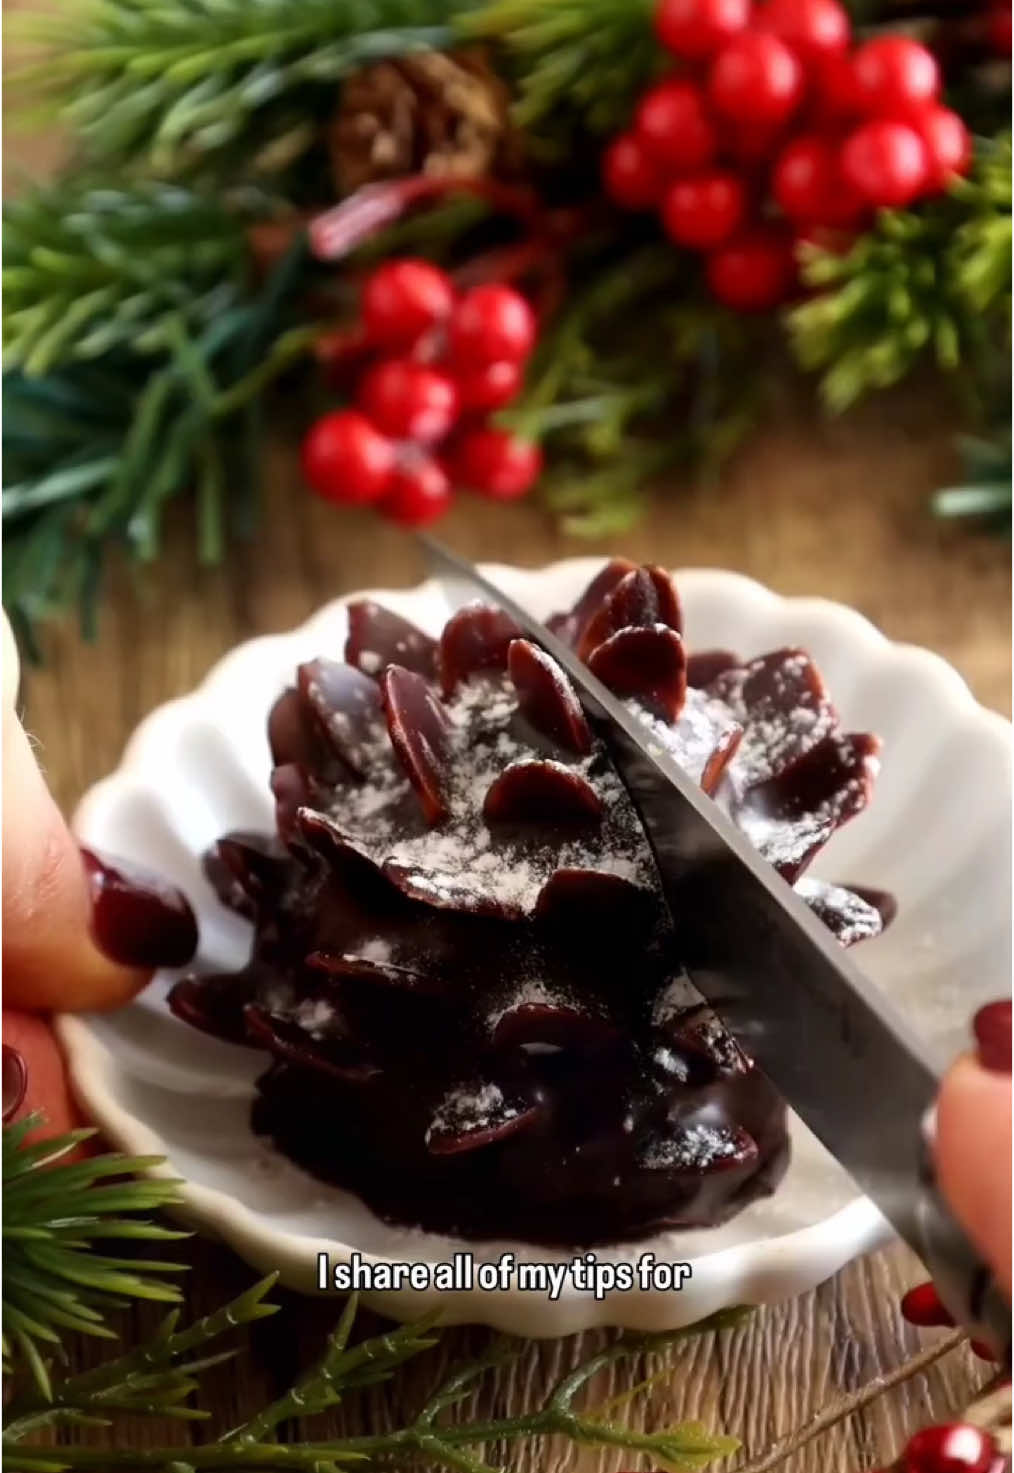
top-left (9, 0), bottom-right (464, 180)
top-left (788, 135), bottom-right (1012, 414)
top-left (462, 0), bottom-right (659, 148)
top-left (3, 230), bottom-right (320, 654)
top-left (2, 1116), bottom-right (743, 1472)
top-left (3, 1114), bottom-right (187, 1400)
top-left (4, 181), bottom-right (249, 378)
top-left (505, 245), bottom-right (765, 535)
top-left (932, 431), bottom-right (1012, 530)
top-left (4, 1291), bottom-right (745, 1471)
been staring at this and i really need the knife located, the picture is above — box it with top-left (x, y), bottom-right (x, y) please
top-left (420, 534), bottom-right (1010, 1355)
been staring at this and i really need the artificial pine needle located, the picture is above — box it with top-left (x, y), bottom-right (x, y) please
top-left (3, 1112), bottom-right (745, 1469)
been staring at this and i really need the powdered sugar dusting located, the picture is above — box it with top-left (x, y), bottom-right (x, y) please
top-left (357, 937), bottom-right (394, 965)
top-left (737, 736), bottom-right (879, 878)
top-left (639, 1122), bottom-right (745, 1171)
top-left (795, 877), bottom-right (883, 946)
top-left (625, 688), bottom-right (742, 788)
top-left (652, 973), bottom-right (705, 1027)
top-left (325, 669), bottom-right (657, 916)
top-left (425, 1082), bottom-right (518, 1146)
top-left (714, 650), bottom-right (836, 793)
top-left (292, 997), bottom-right (339, 1039)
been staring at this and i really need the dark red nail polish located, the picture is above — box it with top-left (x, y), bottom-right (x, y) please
top-left (900, 1281), bottom-right (955, 1328)
top-left (81, 848), bottom-right (198, 970)
top-left (972, 999), bottom-right (1012, 1074)
top-left (3, 1045), bottom-right (27, 1123)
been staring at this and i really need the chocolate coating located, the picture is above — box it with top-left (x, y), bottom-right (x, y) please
top-left (170, 564), bottom-right (890, 1245)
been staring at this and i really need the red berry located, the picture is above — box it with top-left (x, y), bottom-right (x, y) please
top-left (635, 80), bottom-right (717, 174)
top-left (851, 36), bottom-right (941, 120)
top-left (655, 0), bottom-right (750, 60)
top-left (909, 105), bottom-right (972, 193)
top-left (602, 131), bottom-right (667, 209)
top-left (452, 427), bottom-right (543, 500)
top-left (719, 117), bottom-right (787, 167)
top-left (455, 359), bottom-right (524, 413)
top-left (662, 170), bottom-right (747, 248)
top-left (760, 0), bottom-right (850, 62)
top-left (809, 49), bottom-right (860, 125)
top-left (773, 134), bottom-right (833, 220)
top-left (301, 410), bottom-right (396, 506)
top-left (969, 1339), bottom-right (998, 1361)
top-left (900, 1281), bottom-right (956, 1328)
top-left (706, 227), bottom-right (796, 310)
top-left (773, 133), bottom-right (866, 226)
top-left (358, 359), bottom-right (459, 443)
top-left (709, 33), bottom-right (805, 127)
top-left (448, 285), bottom-right (536, 368)
top-left (986, 3), bottom-right (1012, 58)
top-left (840, 119), bottom-right (929, 207)
top-left (380, 457), bottom-right (453, 527)
top-left (903, 1424), bottom-right (996, 1473)
top-left (361, 259), bottom-right (455, 349)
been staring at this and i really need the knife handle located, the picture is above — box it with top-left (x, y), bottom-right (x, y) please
top-left (917, 1118), bottom-right (1012, 1367)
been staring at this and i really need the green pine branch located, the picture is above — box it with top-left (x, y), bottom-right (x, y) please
top-left (5, 1296), bottom-right (745, 1471)
top-left (505, 245), bottom-right (766, 535)
top-left (2, 226), bottom-right (321, 653)
top-left (3, 1113), bottom-right (744, 1472)
top-left (788, 133), bottom-right (1011, 530)
top-left (461, 0), bottom-right (659, 148)
top-left (3, 1113), bottom-right (187, 1400)
top-left (787, 134), bottom-right (1012, 415)
top-left (932, 430), bottom-right (1012, 530)
top-left (8, 0), bottom-right (466, 180)
top-left (4, 181), bottom-right (249, 377)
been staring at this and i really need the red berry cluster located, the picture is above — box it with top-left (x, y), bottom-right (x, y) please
top-left (301, 259), bottom-right (543, 526)
top-left (602, 0), bottom-right (972, 311)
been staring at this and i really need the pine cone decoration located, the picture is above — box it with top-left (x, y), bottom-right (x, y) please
top-left (171, 562), bottom-right (890, 1245)
top-left (329, 48), bottom-right (519, 195)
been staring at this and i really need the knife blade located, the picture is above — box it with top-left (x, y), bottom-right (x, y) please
top-left (417, 535), bottom-right (945, 1251)
top-left (420, 536), bottom-right (1011, 1356)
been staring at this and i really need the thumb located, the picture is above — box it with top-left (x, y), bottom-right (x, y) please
top-left (3, 614), bottom-right (198, 1012)
top-left (934, 1001), bottom-right (1012, 1299)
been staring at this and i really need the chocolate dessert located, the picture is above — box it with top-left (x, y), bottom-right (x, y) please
top-left (171, 561), bottom-right (889, 1245)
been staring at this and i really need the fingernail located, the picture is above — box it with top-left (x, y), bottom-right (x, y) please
top-left (972, 999), bottom-right (1012, 1074)
top-left (3, 1045), bottom-right (27, 1123)
top-left (81, 848), bottom-right (198, 970)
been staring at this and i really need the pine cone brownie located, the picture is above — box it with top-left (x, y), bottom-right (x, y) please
top-left (170, 561), bottom-right (891, 1245)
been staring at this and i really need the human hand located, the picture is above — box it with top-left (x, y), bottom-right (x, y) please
top-left (935, 1000), bottom-right (1012, 1299)
top-left (3, 611), bottom-right (197, 1122)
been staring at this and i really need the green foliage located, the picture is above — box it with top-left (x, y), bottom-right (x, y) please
top-left (505, 245), bottom-right (765, 535)
top-left (462, 0), bottom-right (659, 148)
top-left (3, 1114), bottom-right (187, 1399)
top-left (2, 1115), bottom-right (745, 1471)
top-left (9, 0), bottom-right (464, 180)
top-left (3, 0), bottom-right (1009, 637)
top-left (788, 136), bottom-right (1012, 415)
top-left (932, 431), bottom-right (1012, 532)
top-left (3, 232), bottom-right (320, 653)
top-left (4, 1292), bottom-right (745, 1470)
top-left (4, 181), bottom-right (249, 377)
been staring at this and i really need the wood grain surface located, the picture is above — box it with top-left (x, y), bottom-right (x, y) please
top-left (14, 381), bottom-right (1010, 1470)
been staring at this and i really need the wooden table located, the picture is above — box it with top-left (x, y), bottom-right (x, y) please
top-left (18, 385), bottom-right (1011, 1471)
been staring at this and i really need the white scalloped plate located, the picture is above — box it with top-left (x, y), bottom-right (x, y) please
top-left (58, 562), bottom-right (1011, 1336)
